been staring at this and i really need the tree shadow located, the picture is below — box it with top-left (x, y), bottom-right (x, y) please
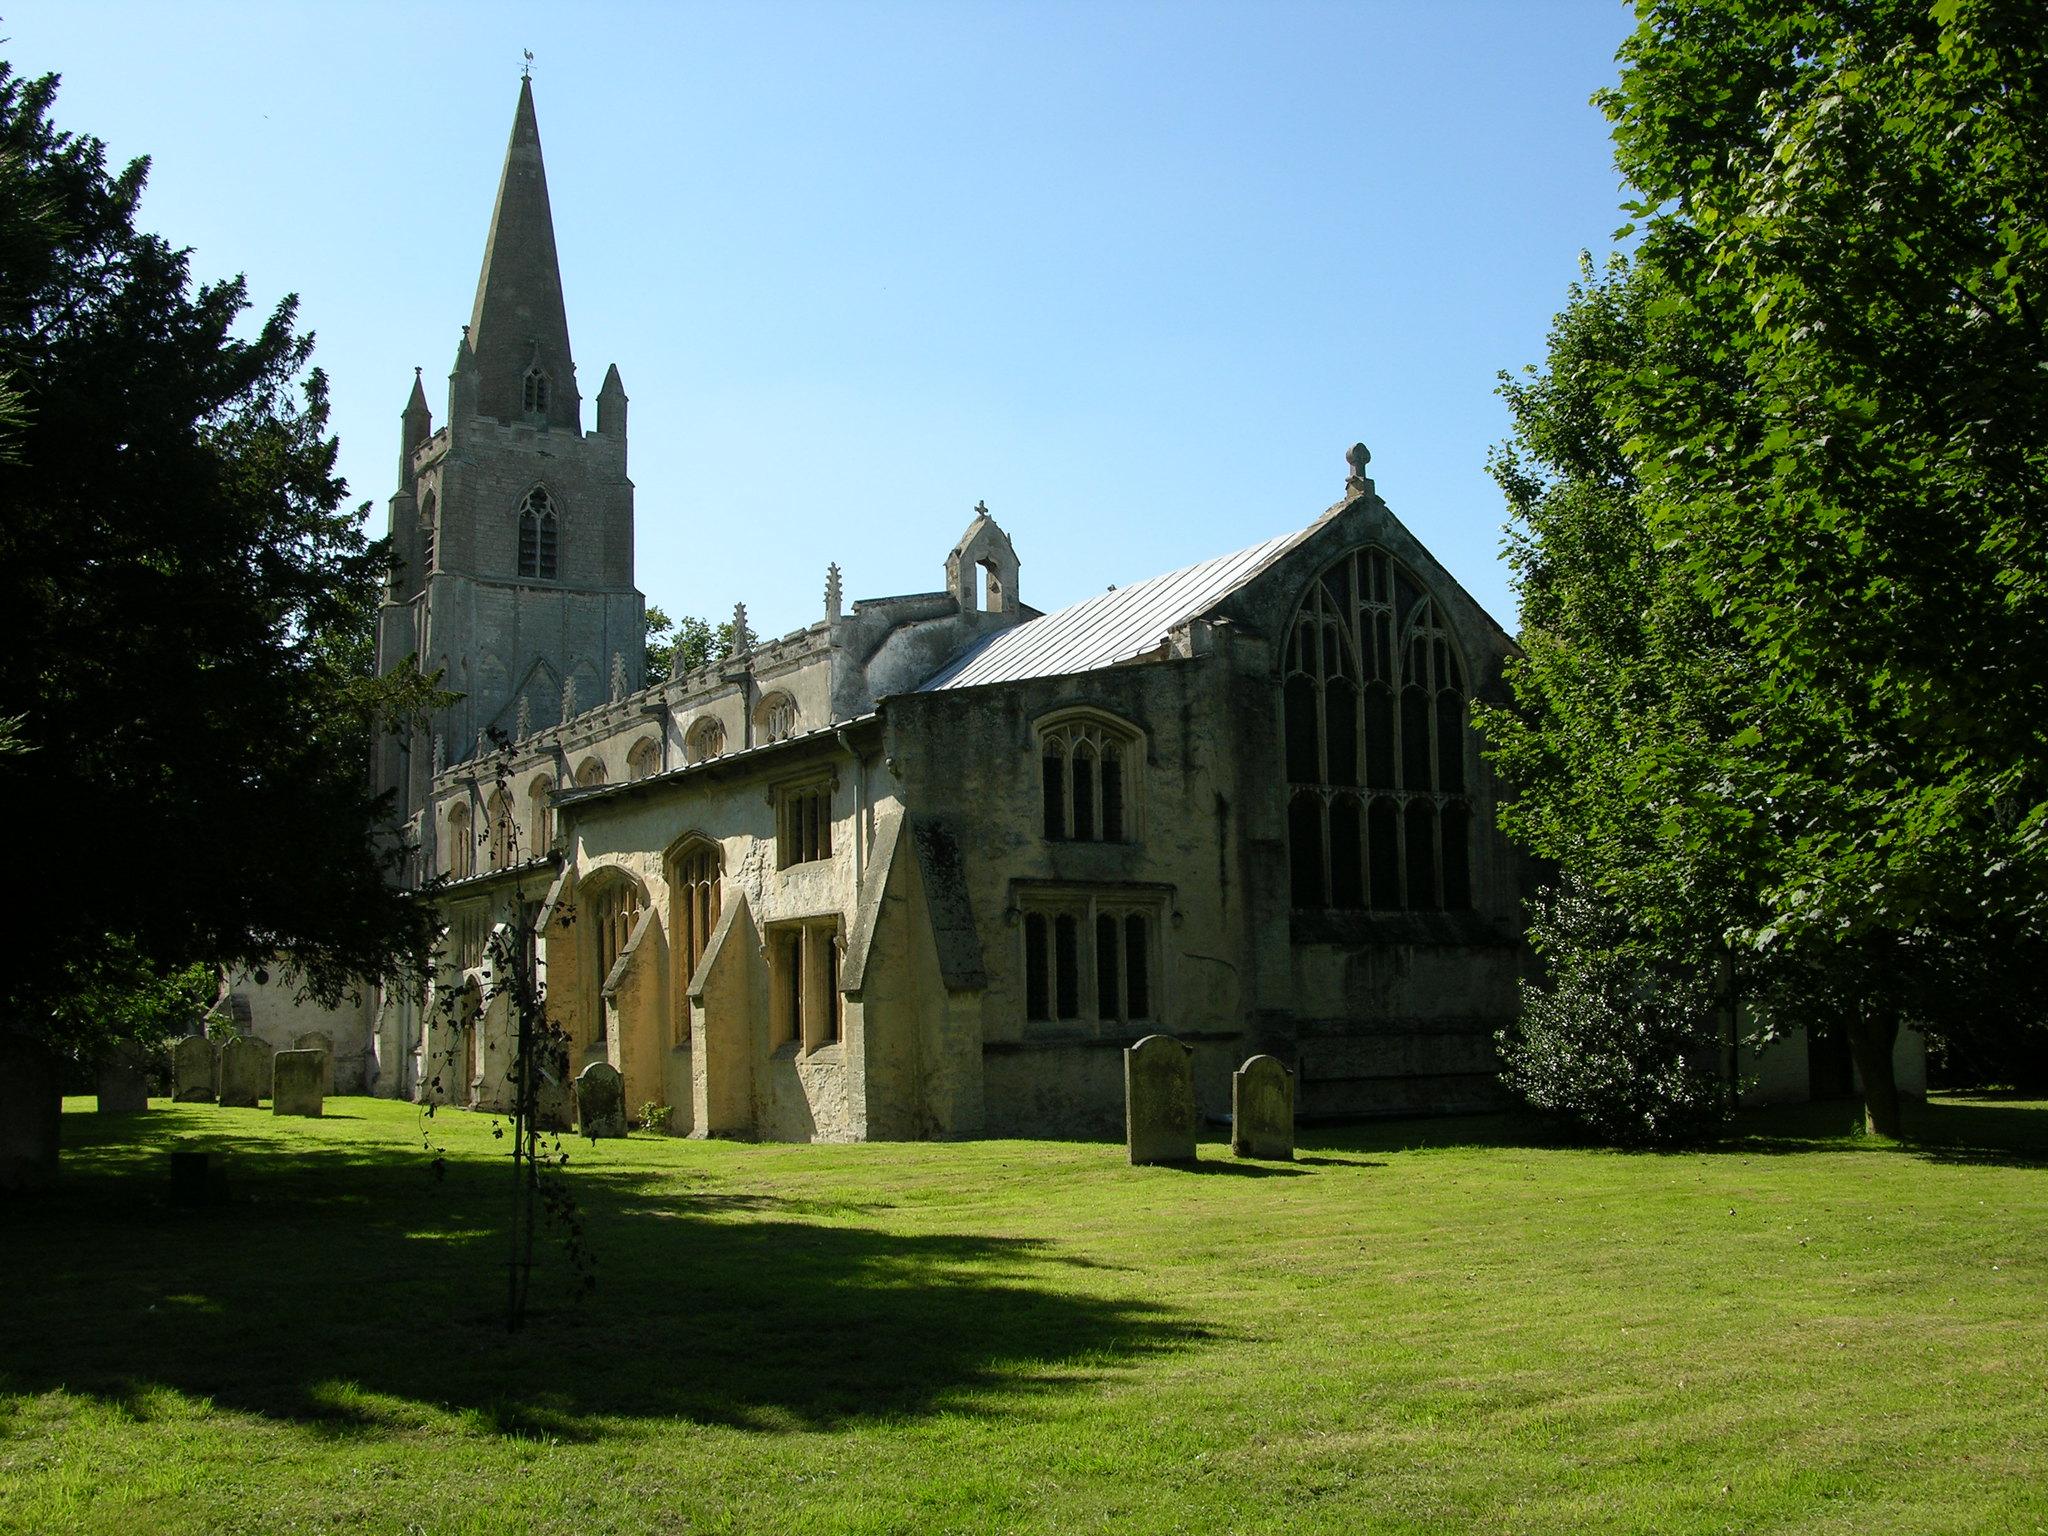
top-left (9, 1118), bottom-right (1216, 1439)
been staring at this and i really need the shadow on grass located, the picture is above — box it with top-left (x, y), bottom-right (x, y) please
top-left (4, 1116), bottom-right (1214, 1439)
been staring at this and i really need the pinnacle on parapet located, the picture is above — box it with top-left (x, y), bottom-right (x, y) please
top-left (825, 563), bottom-right (843, 621)
top-left (732, 602), bottom-right (752, 657)
top-left (1345, 442), bottom-right (1373, 497)
top-left (432, 735), bottom-right (447, 773)
top-left (561, 675), bottom-right (578, 722)
top-left (610, 651), bottom-right (627, 702)
top-left (516, 694), bottom-right (533, 740)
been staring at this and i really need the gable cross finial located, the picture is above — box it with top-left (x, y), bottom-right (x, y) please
top-left (975, 499), bottom-right (989, 517)
top-left (1345, 441), bottom-right (1373, 497)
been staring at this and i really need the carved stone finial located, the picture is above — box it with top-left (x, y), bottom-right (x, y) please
top-left (516, 695), bottom-right (533, 740)
top-left (732, 602), bottom-right (752, 657)
top-left (561, 676), bottom-right (577, 721)
top-left (475, 729), bottom-right (488, 761)
top-left (825, 563), bottom-right (843, 621)
top-left (610, 651), bottom-right (627, 702)
top-left (1345, 442), bottom-right (1373, 496)
top-left (432, 735), bottom-right (447, 773)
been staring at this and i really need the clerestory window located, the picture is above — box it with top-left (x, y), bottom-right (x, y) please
top-left (1284, 546), bottom-right (1471, 912)
top-left (685, 717), bottom-right (726, 764)
top-left (517, 487), bottom-right (558, 580)
top-left (1038, 711), bottom-right (1140, 842)
top-left (446, 802), bottom-right (475, 881)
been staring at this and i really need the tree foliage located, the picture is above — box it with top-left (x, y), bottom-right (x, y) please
top-left (0, 64), bottom-right (438, 1041)
top-left (643, 604), bottom-right (733, 687)
top-left (1489, 0), bottom-right (2048, 1136)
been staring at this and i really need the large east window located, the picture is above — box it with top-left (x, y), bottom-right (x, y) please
top-left (1284, 547), bottom-right (1472, 912)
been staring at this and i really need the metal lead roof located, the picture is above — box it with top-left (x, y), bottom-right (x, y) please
top-left (919, 525), bottom-right (1313, 691)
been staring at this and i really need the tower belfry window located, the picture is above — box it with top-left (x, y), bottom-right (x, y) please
top-left (523, 367), bottom-right (550, 415)
top-left (517, 487), bottom-right (558, 580)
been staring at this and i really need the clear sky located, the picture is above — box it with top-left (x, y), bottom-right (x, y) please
top-left (10, 2), bottom-right (1637, 639)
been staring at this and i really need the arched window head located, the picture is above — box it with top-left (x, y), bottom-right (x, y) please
top-left (685, 716), bottom-right (726, 764)
top-left (583, 873), bottom-right (647, 1047)
top-left (1036, 708), bottom-right (1142, 843)
top-left (446, 802), bottom-right (475, 881)
top-left (627, 737), bottom-right (660, 781)
top-left (522, 367), bottom-right (551, 416)
top-left (1283, 546), bottom-right (1471, 913)
top-left (573, 756), bottom-right (607, 789)
top-left (757, 691), bottom-right (799, 744)
top-left (528, 776), bottom-right (555, 853)
top-left (517, 487), bottom-right (558, 580)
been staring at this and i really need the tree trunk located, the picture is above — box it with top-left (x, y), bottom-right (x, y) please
top-left (1845, 1000), bottom-right (1903, 1138)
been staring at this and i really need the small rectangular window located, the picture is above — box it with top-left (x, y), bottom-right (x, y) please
top-left (777, 782), bottom-right (833, 867)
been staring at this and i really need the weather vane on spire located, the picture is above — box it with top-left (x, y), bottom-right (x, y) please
top-left (522, 49), bottom-right (534, 79)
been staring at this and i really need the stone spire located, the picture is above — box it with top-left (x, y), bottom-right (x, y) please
top-left (468, 77), bottom-right (580, 431)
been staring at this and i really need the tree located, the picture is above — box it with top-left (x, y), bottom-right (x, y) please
top-left (0, 64), bottom-right (438, 1047)
top-left (1490, 0), bottom-right (2048, 1136)
top-left (643, 604), bottom-right (732, 687)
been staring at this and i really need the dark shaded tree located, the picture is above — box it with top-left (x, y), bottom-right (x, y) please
top-left (0, 63), bottom-right (438, 1046)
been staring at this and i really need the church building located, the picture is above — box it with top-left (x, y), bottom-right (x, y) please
top-left (356, 78), bottom-right (1534, 1138)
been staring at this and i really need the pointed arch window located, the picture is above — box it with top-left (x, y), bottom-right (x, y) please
top-left (685, 716), bottom-right (726, 764)
top-left (1037, 710), bottom-right (1141, 842)
top-left (517, 487), bottom-right (558, 580)
top-left (486, 788), bottom-right (514, 870)
top-left (666, 838), bottom-right (724, 1044)
top-left (528, 775), bottom-right (555, 853)
top-left (418, 489), bottom-right (438, 582)
top-left (627, 737), bottom-right (660, 781)
top-left (1284, 547), bottom-right (1471, 912)
top-left (757, 691), bottom-right (799, 744)
top-left (446, 802), bottom-right (475, 881)
top-left (523, 367), bottom-right (551, 416)
top-left (585, 875), bottom-right (646, 1047)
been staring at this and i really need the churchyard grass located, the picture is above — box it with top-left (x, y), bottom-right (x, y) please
top-left (3, 1096), bottom-right (2043, 1535)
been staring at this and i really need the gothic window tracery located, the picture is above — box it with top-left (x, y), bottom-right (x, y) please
top-left (685, 717), bottom-right (726, 764)
top-left (573, 756), bottom-right (606, 789)
top-left (517, 487), bottom-right (558, 580)
top-left (528, 776), bottom-right (555, 853)
top-left (626, 737), bottom-right (660, 781)
top-left (585, 875), bottom-right (646, 1045)
top-left (757, 691), bottom-right (799, 744)
top-left (418, 490), bottom-right (437, 581)
top-left (1037, 711), bottom-right (1139, 842)
top-left (522, 367), bottom-right (550, 416)
top-left (667, 839), bottom-right (722, 1044)
top-left (1284, 546), bottom-right (1471, 912)
top-left (446, 802), bottom-right (475, 881)
top-left (1021, 891), bottom-right (1159, 1027)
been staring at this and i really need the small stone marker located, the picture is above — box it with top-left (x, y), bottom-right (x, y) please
top-left (575, 1061), bottom-right (627, 1139)
top-left (1231, 1054), bottom-right (1295, 1161)
top-left (272, 1049), bottom-right (325, 1117)
top-left (218, 1035), bottom-right (275, 1108)
top-left (0, 1033), bottom-right (61, 1191)
top-left (1125, 1033), bottom-right (1197, 1166)
top-left (96, 1045), bottom-right (151, 1115)
top-left (293, 1031), bottom-right (335, 1096)
top-left (171, 1035), bottom-right (216, 1102)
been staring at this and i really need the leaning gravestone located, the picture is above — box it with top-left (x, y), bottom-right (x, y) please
top-left (171, 1035), bottom-right (216, 1103)
top-left (1231, 1054), bottom-right (1296, 1161)
top-left (218, 1035), bottom-right (275, 1108)
top-left (97, 1044), bottom-right (152, 1115)
top-left (1125, 1033), bottom-right (1197, 1166)
top-left (575, 1061), bottom-right (627, 1139)
top-left (272, 1049), bottom-right (325, 1117)
top-left (293, 1031), bottom-right (335, 1096)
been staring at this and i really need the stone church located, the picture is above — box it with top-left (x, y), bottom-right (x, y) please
top-left (326, 77), bottom-right (1540, 1137)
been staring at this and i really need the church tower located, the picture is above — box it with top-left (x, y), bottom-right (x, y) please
top-left (373, 77), bottom-right (645, 837)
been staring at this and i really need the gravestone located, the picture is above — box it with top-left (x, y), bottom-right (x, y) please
top-left (575, 1061), bottom-right (627, 1139)
top-left (272, 1049), bottom-right (325, 1117)
top-left (171, 1035), bottom-right (216, 1102)
top-left (293, 1032), bottom-right (335, 1097)
top-left (218, 1035), bottom-right (275, 1108)
top-left (1124, 1033), bottom-right (1196, 1166)
top-left (1231, 1054), bottom-right (1296, 1161)
top-left (96, 1045), bottom-right (151, 1115)
top-left (0, 1033), bottom-right (61, 1191)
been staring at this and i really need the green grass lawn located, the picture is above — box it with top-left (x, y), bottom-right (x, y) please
top-left (2, 1095), bottom-right (2043, 1536)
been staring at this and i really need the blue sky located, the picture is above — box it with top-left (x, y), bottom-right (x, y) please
top-left (10, 2), bottom-right (1637, 637)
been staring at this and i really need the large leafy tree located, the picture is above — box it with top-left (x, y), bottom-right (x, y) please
top-left (0, 64), bottom-right (437, 1047)
top-left (1492, 0), bottom-right (2048, 1136)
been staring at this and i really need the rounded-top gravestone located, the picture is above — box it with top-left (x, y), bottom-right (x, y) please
top-left (575, 1061), bottom-right (627, 1139)
top-left (293, 1031), bottom-right (335, 1096)
top-left (1124, 1033), bottom-right (1197, 1166)
top-left (272, 1049), bottom-right (325, 1117)
top-left (171, 1035), bottom-right (216, 1103)
top-left (1231, 1054), bottom-right (1295, 1161)
top-left (218, 1034), bottom-right (275, 1108)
